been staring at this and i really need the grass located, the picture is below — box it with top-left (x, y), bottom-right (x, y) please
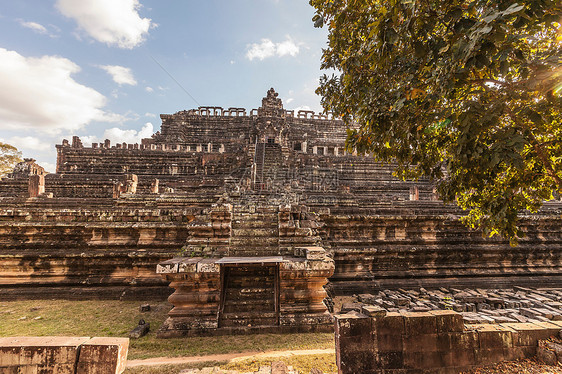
top-left (123, 354), bottom-right (337, 374)
top-left (0, 300), bottom-right (334, 361)
top-left (124, 362), bottom-right (226, 374)
top-left (223, 353), bottom-right (337, 373)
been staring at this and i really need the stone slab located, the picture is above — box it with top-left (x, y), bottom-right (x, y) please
top-left (76, 337), bottom-right (129, 374)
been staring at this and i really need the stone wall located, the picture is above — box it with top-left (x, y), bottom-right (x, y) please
top-left (0, 198), bottom-right (198, 299)
top-left (334, 308), bottom-right (562, 373)
top-left (322, 203), bottom-right (562, 293)
top-left (0, 336), bottom-right (128, 374)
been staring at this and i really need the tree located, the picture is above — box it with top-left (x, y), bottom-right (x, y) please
top-left (310, 0), bottom-right (562, 243)
top-left (0, 142), bottom-right (22, 177)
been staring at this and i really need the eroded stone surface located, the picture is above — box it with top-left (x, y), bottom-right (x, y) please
top-left (337, 287), bottom-right (562, 326)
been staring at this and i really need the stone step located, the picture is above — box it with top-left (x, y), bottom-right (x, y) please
top-left (229, 238), bottom-right (279, 246)
top-left (231, 221), bottom-right (278, 228)
top-left (224, 283), bottom-right (274, 292)
top-left (219, 314), bottom-right (277, 328)
top-left (231, 228), bottom-right (278, 236)
top-left (223, 301), bottom-right (274, 313)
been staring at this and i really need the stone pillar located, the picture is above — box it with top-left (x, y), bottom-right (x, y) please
top-left (156, 258), bottom-right (221, 337)
top-left (409, 186), bottom-right (419, 201)
top-left (28, 174), bottom-right (45, 198)
top-left (124, 174), bottom-right (138, 194)
top-left (72, 136), bottom-right (83, 148)
top-left (113, 182), bottom-right (122, 199)
top-left (334, 312), bottom-right (377, 374)
top-left (431, 187), bottom-right (439, 201)
top-left (150, 179), bottom-right (159, 194)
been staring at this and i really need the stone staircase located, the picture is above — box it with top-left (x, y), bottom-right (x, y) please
top-left (253, 143), bottom-right (283, 190)
top-left (219, 265), bottom-right (277, 328)
top-left (229, 205), bottom-right (279, 256)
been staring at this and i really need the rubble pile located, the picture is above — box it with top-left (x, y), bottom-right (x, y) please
top-left (341, 286), bottom-right (562, 324)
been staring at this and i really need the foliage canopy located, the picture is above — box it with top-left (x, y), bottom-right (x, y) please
top-left (311, 0), bottom-right (562, 242)
top-left (0, 142), bottom-right (22, 177)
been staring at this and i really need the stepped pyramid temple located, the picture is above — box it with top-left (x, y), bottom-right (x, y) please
top-left (1, 88), bottom-right (561, 336)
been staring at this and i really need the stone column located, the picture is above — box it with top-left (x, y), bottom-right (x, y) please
top-left (28, 174), bottom-right (45, 198)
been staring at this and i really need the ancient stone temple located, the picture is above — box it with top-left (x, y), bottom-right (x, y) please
top-left (1, 88), bottom-right (561, 335)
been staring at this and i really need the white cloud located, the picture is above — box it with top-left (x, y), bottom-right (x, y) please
top-left (246, 39), bottom-right (276, 61)
top-left (145, 86), bottom-right (153, 92)
top-left (0, 48), bottom-right (108, 134)
top-left (41, 162), bottom-right (56, 173)
top-left (246, 36), bottom-right (301, 61)
top-left (17, 19), bottom-right (59, 38)
top-left (144, 112), bottom-right (156, 117)
top-left (99, 65), bottom-right (137, 86)
top-left (294, 105), bottom-right (312, 112)
top-left (79, 135), bottom-right (98, 147)
top-left (18, 20), bottom-right (48, 34)
top-left (56, 0), bottom-right (153, 49)
top-left (102, 122), bottom-right (154, 144)
top-left (3, 136), bottom-right (52, 152)
top-left (286, 98), bottom-right (294, 104)
top-left (277, 39), bottom-right (300, 57)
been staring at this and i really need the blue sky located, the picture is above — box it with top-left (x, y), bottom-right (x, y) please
top-left (0, 0), bottom-right (328, 172)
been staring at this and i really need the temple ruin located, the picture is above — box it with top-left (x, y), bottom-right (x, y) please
top-left (1, 88), bottom-right (561, 336)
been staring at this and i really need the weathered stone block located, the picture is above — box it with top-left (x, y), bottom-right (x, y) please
top-left (501, 322), bottom-right (557, 347)
top-left (196, 259), bottom-right (219, 273)
top-left (378, 351), bottom-right (404, 369)
top-left (442, 345), bottom-right (476, 367)
top-left (0, 336), bottom-right (90, 371)
top-left (377, 330), bottom-right (403, 353)
top-left (437, 331), bottom-right (478, 353)
top-left (402, 311), bottom-right (437, 336)
top-left (376, 312), bottom-right (405, 336)
top-left (403, 351), bottom-right (445, 369)
top-left (429, 310), bottom-right (464, 333)
top-left (476, 324), bottom-right (513, 349)
top-left (403, 333), bottom-right (438, 353)
top-left (76, 337), bottom-right (129, 374)
top-left (361, 305), bottom-right (387, 319)
top-left (474, 348), bottom-right (509, 365)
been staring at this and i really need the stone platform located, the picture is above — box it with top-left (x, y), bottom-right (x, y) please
top-left (156, 248), bottom-right (334, 337)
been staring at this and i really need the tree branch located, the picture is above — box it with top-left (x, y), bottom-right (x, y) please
top-left (505, 107), bottom-right (562, 191)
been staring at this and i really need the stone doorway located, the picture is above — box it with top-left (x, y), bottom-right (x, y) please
top-left (218, 262), bottom-right (280, 328)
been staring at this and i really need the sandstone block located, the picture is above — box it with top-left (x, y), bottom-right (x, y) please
top-left (403, 351), bottom-right (445, 369)
top-left (476, 324), bottom-right (513, 349)
top-left (402, 333), bottom-right (438, 353)
top-left (500, 322), bottom-right (558, 347)
top-left (376, 312), bottom-right (404, 336)
top-left (402, 311), bottom-right (437, 336)
top-left (429, 310), bottom-right (464, 333)
top-left (76, 337), bottom-right (129, 374)
top-left (474, 348), bottom-right (509, 365)
top-left (0, 336), bottom-right (90, 371)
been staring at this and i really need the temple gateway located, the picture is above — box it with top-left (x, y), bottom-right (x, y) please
top-left (1, 88), bottom-right (561, 336)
